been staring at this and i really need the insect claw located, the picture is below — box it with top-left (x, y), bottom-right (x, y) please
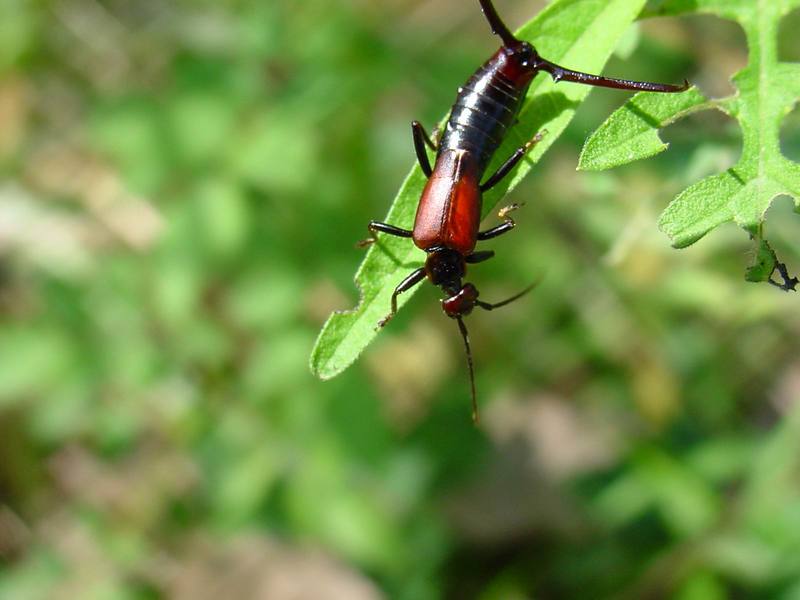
top-left (526, 130), bottom-right (547, 150)
top-left (498, 203), bottom-right (523, 220)
top-left (431, 125), bottom-right (442, 148)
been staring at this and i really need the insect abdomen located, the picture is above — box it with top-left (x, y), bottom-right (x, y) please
top-left (439, 51), bottom-right (527, 174)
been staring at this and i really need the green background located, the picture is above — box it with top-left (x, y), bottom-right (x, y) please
top-left (1, 0), bottom-right (800, 598)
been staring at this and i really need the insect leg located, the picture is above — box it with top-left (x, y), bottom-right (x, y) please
top-left (377, 267), bottom-right (426, 329)
top-left (431, 124), bottom-right (442, 147)
top-left (480, 131), bottom-right (545, 192)
top-left (477, 203), bottom-right (523, 241)
top-left (357, 221), bottom-right (413, 248)
top-left (412, 120), bottom-right (436, 177)
top-left (466, 250), bottom-right (495, 264)
top-left (414, 120), bottom-right (437, 151)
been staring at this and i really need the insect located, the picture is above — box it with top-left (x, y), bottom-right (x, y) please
top-left (361, 0), bottom-right (688, 422)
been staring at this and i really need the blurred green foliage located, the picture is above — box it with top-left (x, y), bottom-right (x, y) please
top-left (1, 1), bottom-right (800, 599)
top-left (582, 0), bottom-right (800, 254)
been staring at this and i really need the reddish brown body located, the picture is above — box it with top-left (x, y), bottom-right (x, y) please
top-left (410, 44), bottom-right (538, 261)
top-left (360, 0), bottom-right (688, 422)
top-left (413, 150), bottom-right (482, 256)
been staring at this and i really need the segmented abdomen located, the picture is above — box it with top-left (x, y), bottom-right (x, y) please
top-left (439, 52), bottom-right (526, 175)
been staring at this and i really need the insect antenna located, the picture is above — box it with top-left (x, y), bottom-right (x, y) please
top-left (476, 280), bottom-right (540, 311)
top-left (455, 316), bottom-right (479, 424)
top-left (478, 0), bottom-right (519, 47)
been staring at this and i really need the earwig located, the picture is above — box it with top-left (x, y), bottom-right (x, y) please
top-left (361, 0), bottom-right (688, 422)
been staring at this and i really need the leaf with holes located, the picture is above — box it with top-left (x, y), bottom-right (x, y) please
top-left (579, 0), bottom-right (800, 251)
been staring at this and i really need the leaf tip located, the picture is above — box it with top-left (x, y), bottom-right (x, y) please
top-left (658, 217), bottom-right (708, 249)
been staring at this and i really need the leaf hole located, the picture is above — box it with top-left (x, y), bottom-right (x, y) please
top-left (764, 194), bottom-right (798, 222)
top-left (780, 102), bottom-right (800, 163)
top-left (778, 7), bottom-right (800, 62)
top-left (762, 196), bottom-right (800, 272)
top-left (661, 109), bottom-right (743, 182)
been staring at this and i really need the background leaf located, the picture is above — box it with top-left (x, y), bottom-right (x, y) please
top-left (580, 0), bottom-right (800, 250)
top-left (579, 87), bottom-right (710, 171)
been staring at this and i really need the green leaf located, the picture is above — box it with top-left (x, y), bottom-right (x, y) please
top-left (581, 0), bottom-right (800, 250)
top-left (0, 0), bottom-right (38, 72)
top-left (745, 238), bottom-right (778, 283)
top-left (579, 87), bottom-right (710, 171)
top-left (311, 0), bottom-right (660, 380)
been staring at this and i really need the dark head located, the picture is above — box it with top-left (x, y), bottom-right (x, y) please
top-left (423, 247), bottom-right (483, 318)
top-left (424, 247), bottom-right (465, 294)
top-left (424, 248), bottom-right (480, 317)
top-left (442, 283), bottom-right (480, 318)
top-left (424, 246), bottom-right (539, 424)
